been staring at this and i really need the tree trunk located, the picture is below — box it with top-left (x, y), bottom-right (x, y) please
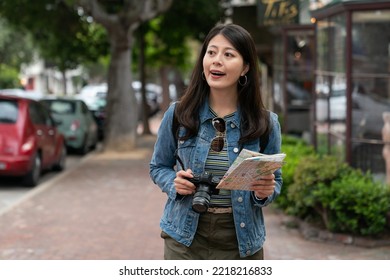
top-left (159, 66), bottom-right (170, 113)
top-left (173, 68), bottom-right (186, 100)
top-left (61, 70), bottom-right (67, 96)
top-left (103, 33), bottom-right (138, 152)
top-left (140, 23), bottom-right (151, 135)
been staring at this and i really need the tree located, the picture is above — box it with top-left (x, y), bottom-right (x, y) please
top-left (71, 0), bottom-right (173, 152)
top-left (1, 0), bottom-right (172, 151)
top-left (37, 14), bottom-right (109, 95)
top-left (0, 18), bottom-right (34, 68)
top-left (67, 0), bottom-right (172, 151)
top-left (132, 0), bottom-right (226, 133)
top-left (0, 1), bottom-right (109, 95)
top-left (0, 18), bottom-right (34, 88)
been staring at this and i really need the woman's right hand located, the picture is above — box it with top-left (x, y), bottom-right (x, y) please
top-left (174, 169), bottom-right (196, 195)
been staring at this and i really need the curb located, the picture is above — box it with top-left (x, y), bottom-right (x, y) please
top-left (281, 215), bottom-right (390, 248)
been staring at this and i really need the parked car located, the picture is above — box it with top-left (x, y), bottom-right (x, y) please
top-left (76, 82), bottom-right (162, 139)
top-left (0, 88), bottom-right (45, 100)
top-left (0, 95), bottom-right (66, 186)
top-left (132, 81), bottom-right (162, 117)
top-left (90, 95), bottom-right (106, 141)
top-left (76, 83), bottom-right (108, 112)
top-left (76, 87), bottom-right (107, 140)
top-left (41, 97), bottom-right (99, 154)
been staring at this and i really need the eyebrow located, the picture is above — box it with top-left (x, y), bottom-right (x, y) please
top-left (208, 45), bottom-right (237, 52)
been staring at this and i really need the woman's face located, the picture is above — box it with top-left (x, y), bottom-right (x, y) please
top-left (203, 34), bottom-right (249, 93)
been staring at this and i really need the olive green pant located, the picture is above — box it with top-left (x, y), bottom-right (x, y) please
top-left (161, 212), bottom-right (264, 260)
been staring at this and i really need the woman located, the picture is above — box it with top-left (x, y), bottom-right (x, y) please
top-left (149, 23), bottom-right (282, 259)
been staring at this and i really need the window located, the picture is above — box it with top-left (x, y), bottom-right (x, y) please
top-left (0, 100), bottom-right (18, 123)
top-left (315, 14), bottom-right (347, 161)
top-left (314, 5), bottom-right (390, 179)
top-left (43, 100), bottom-right (76, 115)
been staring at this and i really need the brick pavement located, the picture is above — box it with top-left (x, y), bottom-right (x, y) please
top-left (0, 135), bottom-right (165, 260)
top-left (0, 115), bottom-right (389, 260)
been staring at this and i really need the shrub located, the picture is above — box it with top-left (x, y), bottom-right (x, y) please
top-left (286, 154), bottom-right (390, 236)
top-left (275, 134), bottom-right (315, 210)
top-left (324, 170), bottom-right (390, 235)
top-left (286, 154), bottom-right (349, 217)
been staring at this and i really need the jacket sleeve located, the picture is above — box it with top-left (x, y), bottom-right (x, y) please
top-left (149, 103), bottom-right (179, 200)
top-left (252, 111), bottom-right (283, 206)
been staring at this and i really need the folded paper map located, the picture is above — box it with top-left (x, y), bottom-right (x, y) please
top-left (216, 149), bottom-right (286, 191)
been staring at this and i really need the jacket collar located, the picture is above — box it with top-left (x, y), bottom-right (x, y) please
top-left (199, 98), bottom-right (241, 128)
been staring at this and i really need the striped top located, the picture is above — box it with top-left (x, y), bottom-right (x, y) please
top-left (205, 109), bottom-right (235, 207)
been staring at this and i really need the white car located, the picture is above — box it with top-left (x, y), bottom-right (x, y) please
top-left (76, 83), bottom-right (107, 111)
top-left (77, 82), bottom-right (162, 115)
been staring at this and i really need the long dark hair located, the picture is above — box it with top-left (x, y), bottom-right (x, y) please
top-left (176, 23), bottom-right (270, 144)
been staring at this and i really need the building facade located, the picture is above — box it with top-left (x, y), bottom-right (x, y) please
top-left (311, 0), bottom-right (390, 181)
top-left (232, 0), bottom-right (390, 181)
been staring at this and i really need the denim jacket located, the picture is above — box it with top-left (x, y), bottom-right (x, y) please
top-left (150, 100), bottom-right (283, 258)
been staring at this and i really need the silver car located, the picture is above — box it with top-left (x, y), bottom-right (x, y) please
top-left (41, 98), bottom-right (99, 154)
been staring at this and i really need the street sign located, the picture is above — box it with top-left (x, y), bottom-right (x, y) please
top-left (257, 0), bottom-right (300, 26)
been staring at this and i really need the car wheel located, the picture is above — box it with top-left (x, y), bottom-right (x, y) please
top-left (90, 132), bottom-right (98, 151)
top-left (78, 134), bottom-right (89, 155)
top-left (24, 153), bottom-right (41, 187)
top-left (53, 144), bottom-right (66, 171)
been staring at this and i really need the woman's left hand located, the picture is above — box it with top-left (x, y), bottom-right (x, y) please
top-left (250, 174), bottom-right (275, 200)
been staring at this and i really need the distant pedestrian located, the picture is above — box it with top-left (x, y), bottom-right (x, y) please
top-left (149, 23), bottom-right (282, 260)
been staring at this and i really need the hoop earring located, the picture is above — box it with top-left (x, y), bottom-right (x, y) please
top-left (238, 75), bottom-right (248, 86)
top-left (202, 71), bottom-right (206, 80)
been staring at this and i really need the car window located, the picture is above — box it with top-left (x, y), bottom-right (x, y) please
top-left (81, 102), bottom-right (89, 114)
top-left (40, 105), bottom-right (55, 126)
top-left (0, 100), bottom-right (18, 123)
top-left (96, 91), bottom-right (106, 99)
top-left (29, 102), bottom-right (49, 125)
top-left (43, 100), bottom-right (76, 114)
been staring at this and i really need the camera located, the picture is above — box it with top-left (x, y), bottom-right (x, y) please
top-left (188, 171), bottom-right (220, 213)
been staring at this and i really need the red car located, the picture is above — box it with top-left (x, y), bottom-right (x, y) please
top-left (0, 95), bottom-right (66, 186)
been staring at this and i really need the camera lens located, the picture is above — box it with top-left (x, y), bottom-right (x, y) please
top-left (192, 185), bottom-right (211, 213)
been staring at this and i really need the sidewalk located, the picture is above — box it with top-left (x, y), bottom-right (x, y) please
top-left (0, 118), bottom-right (389, 260)
top-left (0, 135), bottom-right (165, 260)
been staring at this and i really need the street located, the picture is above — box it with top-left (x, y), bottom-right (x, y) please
top-left (0, 153), bottom-right (85, 214)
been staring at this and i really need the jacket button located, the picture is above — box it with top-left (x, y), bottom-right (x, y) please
top-left (240, 222), bottom-right (245, 228)
top-left (233, 147), bottom-right (239, 153)
top-left (230, 123), bottom-right (236, 128)
top-left (237, 197), bottom-right (243, 203)
top-left (246, 250), bottom-right (251, 256)
top-left (179, 140), bottom-right (184, 144)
